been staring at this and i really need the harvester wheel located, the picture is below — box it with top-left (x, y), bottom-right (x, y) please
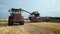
top-left (8, 18), bottom-right (13, 26)
top-left (20, 21), bottom-right (24, 25)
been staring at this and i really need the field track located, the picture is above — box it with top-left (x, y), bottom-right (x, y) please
top-left (0, 20), bottom-right (60, 34)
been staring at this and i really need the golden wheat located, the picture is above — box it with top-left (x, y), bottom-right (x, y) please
top-left (0, 19), bottom-right (60, 34)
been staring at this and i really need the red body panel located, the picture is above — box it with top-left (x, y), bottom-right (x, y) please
top-left (9, 16), bottom-right (24, 22)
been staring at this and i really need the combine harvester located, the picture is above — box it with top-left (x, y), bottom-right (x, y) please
top-left (8, 8), bottom-right (49, 25)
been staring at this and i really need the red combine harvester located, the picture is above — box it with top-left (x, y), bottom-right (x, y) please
top-left (8, 8), bottom-right (24, 25)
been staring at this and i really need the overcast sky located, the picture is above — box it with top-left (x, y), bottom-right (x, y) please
top-left (0, 0), bottom-right (60, 18)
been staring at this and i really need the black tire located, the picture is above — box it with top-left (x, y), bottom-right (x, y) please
top-left (20, 21), bottom-right (24, 25)
top-left (8, 18), bottom-right (13, 26)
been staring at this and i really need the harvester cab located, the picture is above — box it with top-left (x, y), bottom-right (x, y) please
top-left (9, 8), bottom-right (23, 16)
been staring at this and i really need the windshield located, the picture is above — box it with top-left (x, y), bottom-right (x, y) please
top-left (12, 11), bottom-right (21, 14)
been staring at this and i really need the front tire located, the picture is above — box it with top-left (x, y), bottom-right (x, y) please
top-left (8, 18), bottom-right (13, 26)
top-left (20, 21), bottom-right (24, 25)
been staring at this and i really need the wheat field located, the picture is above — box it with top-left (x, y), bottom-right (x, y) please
top-left (0, 19), bottom-right (60, 34)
